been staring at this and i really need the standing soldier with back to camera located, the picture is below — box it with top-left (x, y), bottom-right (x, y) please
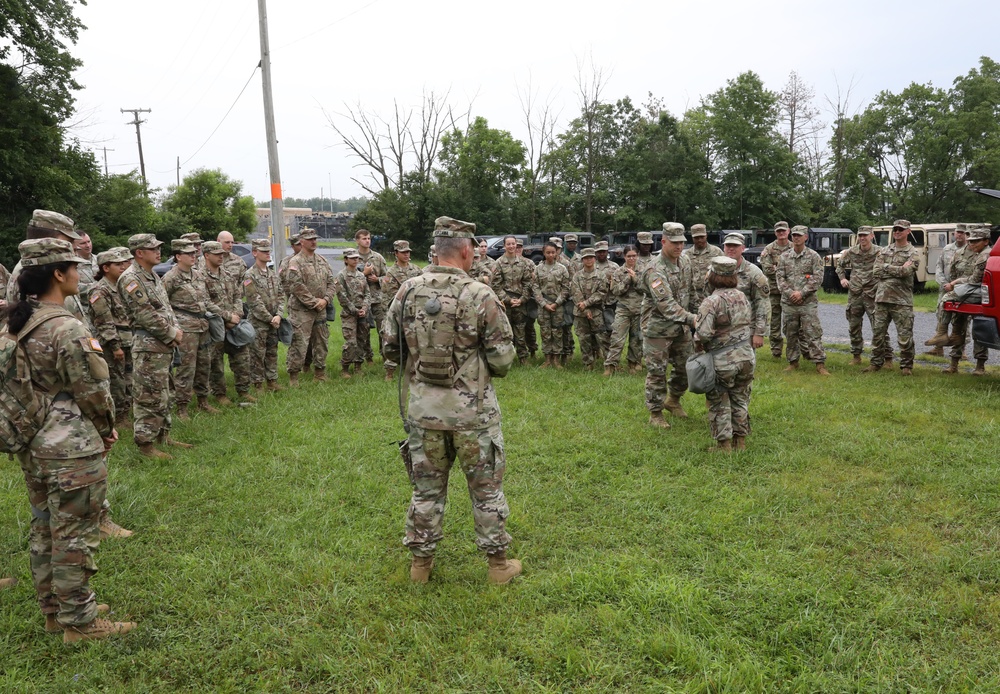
top-left (244, 238), bottom-right (285, 391)
top-left (383, 216), bottom-right (521, 586)
top-left (864, 220), bottom-right (921, 376)
top-left (759, 221), bottom-right (793, 358)
top-left (776, 225), bottom-right (829, 375)
top-left (356, 229), bottom-right (387, 364)
top-left (836, 226), bottom-right (889, 366)
top-left (381, 240), bottom-right (422, 381)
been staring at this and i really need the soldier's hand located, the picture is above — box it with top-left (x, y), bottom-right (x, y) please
top-left (113, 348), bottom-right (125, 362)
top-left (102, 429), bottom-right (119, 452)
top-left (315, 298), bottom-right (328, 310)
top-left (944, 282), bottom-right (954, 292)
top-left (174, 329), bottom-right (185, 345)
top-left (270, 316), bottom-right (281, 328)
top-left (545, 303), bottom-right (556, 312)
top-left (358, 308), bottom-right (367, 318)
top-left (231, 312), bottom-right (241, 325)
top-left (840, 279), bottom-right (849, 289)
top-left (577, 301), bottom-right (586, 311)
top-left (903, 261), bottom-right (913, 268)
top-left (752, 335), bottom-right (764, 349)
top-left (511, 298), bottom-right (521, 307)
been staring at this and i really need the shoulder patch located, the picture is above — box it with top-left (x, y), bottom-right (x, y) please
top-left (244, 278), bottom-right (253, 286)
top-left (651, 278), bottom-right (663, 289)
top-left (89, 292), bottom-right (101, 304)
top-left (125, 281), bottom-right (140, 294)
top-left (82, 337), bottom-right (103, 352)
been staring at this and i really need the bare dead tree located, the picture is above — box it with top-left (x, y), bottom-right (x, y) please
top-left (324, 101), bottom-right (398, 195)
top-left (824, 76), bottom-right (863, 206)
top-left (779, 71), bottom-right (823, 156)
top-left (517, 73), bottom-right (559, 231)
top-left (575, 52), bottom-right (612, 234)
top-left (414, 89), bottom-right (466, 184)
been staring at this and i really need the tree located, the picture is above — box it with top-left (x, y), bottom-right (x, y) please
top-left (161, 169), bottom-right (257, 241)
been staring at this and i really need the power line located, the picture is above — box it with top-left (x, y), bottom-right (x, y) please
top-left (274, 0), bottom-right (381, 51)
top-left (181, 64), bottom-right (260, 167)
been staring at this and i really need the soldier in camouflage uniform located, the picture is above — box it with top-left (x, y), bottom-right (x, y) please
top-left (119, 234), bottom-right (191, 458)
top-left (722, 233), bottom-right (769, 350)
top-left (285, 228), bottom-right (335, 384)
top-left (683, 224), bottom-right (723, 311)
top-left (533, 241), bottom-right (571, 368)
top-left (777, 226), bottom-right (829, 374)
top-left (478, 238), bottom-right (497, 272)
top-left (335, 248), bottom-right (370, 378)
top-left (383, 216), bottom-right (521, 585)
top-left (245, 239), bottom-right (285, 390)
top-left (941, 227), bottom-right (992, 375)
top-left (381, 240), bottom-right (423, 380)
top-left (635, 231), bottom-right (659, 333)
top-left (73, 232), bottom-right (98, 305)
top-left (202, 241), bottom-right (253, 402)
top-left (571, 248), bottom-right (608, 369)
top-left (555, 236), bottom-right (577, 364)
top-left (88, 247), bottom-right (135, 426)
top-left (925, 225), bottom-right (968, 354)
top-left (836, 226), bottom-right (890, 364)
top-left (643, 223), bottom-right (697, 428)
top-left (605, 245), bottom-right (644, 374)
top-left (0, 262), bottom-right (10, 312)
top-left (11, 238), bottom-right (136, 642)
top-left (695, 256), bottom-right (756, 453)
top-left (491, 235), bottom-right (537, 363)
top-left (469, 246), bottom-right (494, 284)
top-left (163, 240), bottom-right (229, 418)
top-left (759, 221), bottom-right (793, 357)
top-left (864, 220), bottom-right (922, 375)
top-left (593, 241), bottom-right (615, 356)
top-left (356, 229), bottom-right (387, 363)
top-left (517, 239), bottom-right (540, 359)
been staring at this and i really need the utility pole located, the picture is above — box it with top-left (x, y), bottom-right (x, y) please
top-left (176, 156), bottom-right (181, 187)
top-left (328, 172), bottom-right (333, 212)
top-left (120, 108), bottom-right (151, 187)
top-left (101, 147), bottom-right (115, 176)
top-left (257, 0), bottom-right (285, 264)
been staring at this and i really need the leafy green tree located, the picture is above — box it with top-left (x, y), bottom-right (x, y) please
top-left (162, 168), bottom-right (257, 241)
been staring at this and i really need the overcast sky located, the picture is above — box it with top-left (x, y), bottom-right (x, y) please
top-left (69, 0), bottom-right (998, 205)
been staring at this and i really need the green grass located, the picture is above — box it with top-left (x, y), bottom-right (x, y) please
top-left (316, 239), bottom-right (354, 249)
top-left (1, 326), bottom-right (999, 691)
top-left (819, 283), bottom-right (941, 312)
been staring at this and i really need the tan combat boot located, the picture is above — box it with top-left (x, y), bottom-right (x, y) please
top-left (883, 356), bottom-right (894, 368)
top-left (197, 397), bottom-right (220, 414)
top-left (216, 395), bottom-right (233, 406)
top-left (487, 552), bottom-right (522, 585)
top-left (410, 556), bottom-right (434, 583)
top-left (99, 517), bottom-right (133, 540)
top-left (267, 380), bottom-right (284, 392)
top-left (648, 411), bottom-right (670, 429)
top-left (46, 604), bottom-right (110, 633)
top-left (946, 334), bottom-right (965, 347)
top-left (238, 392), bottom-right (257, 404)
top-left (972, 359), bottom-right (987, 376)
top-left (0, 577), bottom-right (16, 590)
top-left (784, 361), bottom-right (799, 371)
top-left (815, 363), bottom-right (830, 376)
top-left (603, 365), bottom-right (615, 377)
top-left (861, 364), bottom-right (881, 374)
top-left (63, 617), bottom-right (137, 644)
top-left (664, 394), bottom-right (688, 418)
top-left (628, 362), bottom-right (640, 375)
top-left (851, 355), bottom-right (862, 366)
top-left (733, 436), bottom-right (746, 451)
top-left (341, 366), bottom-right (351, 380)
top-left (385, 368), bottom-right (395, 381)
top-left (925, 326), bottom-right (950, 346)
top-left (924, 346), bottom-right (944, 357)
top-left (137, 443), bottom-right (172, 460)
top-left (288, 373), bottom-right (299, 387)
top-left (708, 439), bottom-right (733, 453)
top-left (942, 357), bottom-right (961, 375)
top-left (174, 405), bottom-right (190, 421)
top-left (900, 367), bottom-right (913, 376)
top-left (314, 369), bottom-right (328, 382)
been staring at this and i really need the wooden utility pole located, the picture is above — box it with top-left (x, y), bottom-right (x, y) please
top-left (257, 0), bottom-right (285, 263)
top-left (120, 108), bottom-right (151, 187)
top-left (176, 156), bottom-right (181, 187)
top-left (101, 147), bottom-right (115, 176)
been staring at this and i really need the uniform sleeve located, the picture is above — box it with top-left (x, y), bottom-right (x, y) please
top-left (286, 262), bottom-right (319, 309)
top-left (760, 247), bottom-right (777, 278)
top-left (776, 255), bottom-right (792, 298)
top-left (336, 273), bottom-right (359, 315)
top-left (836, 248), bottom-right (851, 282)
top-left (648, 268), bottom-right (695, 325)
top-left (935, 250), bottom-right (948, 284)
top-left (479, 288), bottom-right (515, 378)
top-left (120, 275), bottom-right (179, 344)
top-left (491, 263), bottom-right (509, 305)
top-left (803, 253), bottom-right (823, 296)
top-left (751, 272), bottom-right (771, 336)
top-left (55, 322), bottom-right (115, 437)
top-left (245, 275), bottom-right (272, 323)
top-left (88, 290), bottom-right (122, 349)
top-left (694, 297), bottom-right (718, 345)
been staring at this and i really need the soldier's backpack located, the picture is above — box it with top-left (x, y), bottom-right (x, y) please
top-left (0, 310), bottom-right (63, 454)
top-left (403, 274), bottom-right (477, 387)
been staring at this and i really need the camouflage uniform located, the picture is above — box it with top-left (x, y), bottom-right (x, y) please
top-left (696, 285), bottom-right (755, 443)
top-left (119, 257), bottom-right (180, 446)
top-left (533, 259), bottom-right (570, 356)
top-left (934, 238), bottom-right (964, 338)
top-left (491, 253), bottom-right (537, 361)
top-left (735, 258), bottom-right (771, 341)
top-left (605, 262), bottom-right (644, 368)
top-left (285, 250), bottom-right (335, 375)
top-left (335, 262), bottom-right (371, 367)
top-left (88, 274), bottom-right (134, 419)
top-left (946, 242), bottom-right (992, 362)
top-left (0, 262), bottom-right (10, 305)
top-left (759, 239), bottom-right (793, 356)
top-left (279, 246), bottom-right (312, 371)
top-left (245, 262), bottom-right (285, 385)
top-left (384, 257), bottom-right (515, 559)
top-left (776, 246), bottom-right (825, 365)
top-left (836, 241), bottom-right (886, 358)
top-left (571, 261), bottom-right (608, 367)
top-left (870, 242), bottom-right (921, 369)
top-left (642, 253), bottom-right (695, 413)
top-left (557, 252), bottom-right (576, 356)
top-left (204, 258), bottom-right (251, 397)
top-left (358, 248), bottom-right (387, 361)
top-left (381, 260), bottom-right (423, 373)
top-left (163, 263), bottom-right (221, 408)
top-left (683, 240), bottom-right (724, 311)
top-left (520, 254), bottom-right (540, 357)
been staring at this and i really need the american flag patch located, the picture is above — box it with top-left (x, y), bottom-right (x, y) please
top-left (651, 279), bottom-right (662, 289)
top-left (89, 293), bottom-right (101, 304)
top-left (244, 278), bottom-right (252, 286)
top-left (125, 281), bottom-right (139, 293)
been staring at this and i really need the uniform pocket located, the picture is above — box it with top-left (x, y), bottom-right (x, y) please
top-left (56, 458), bottom-right (108, 492)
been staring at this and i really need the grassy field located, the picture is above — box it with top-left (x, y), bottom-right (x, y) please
top-left (317, 239), bottom-right (354, 249)
top-left (1, 329), bottom-right (998, 691)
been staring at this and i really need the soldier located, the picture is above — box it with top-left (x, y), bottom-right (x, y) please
top-left (643, 223), bottom-right (697, 428)
top-left (278, 233), bottom-right (302, 292)
top-left (722, 233), bottom-right (769, 350)
top-left (683, 224), bottom-right (723, 310)
top-left (285, 228), bottom-right (335, 384)
top-left (777, 225), bottom-right (829, 374)
top-left (88, 247), bottom-right (136, 426)
top-left (180, 232), bottom-right (204, 257)
top-left (593, 240), bottom-right (615, 354)
top-left (426, 244), bottom-right (438, 266)
top-left (0, 262), bottom-right (9, 312)
top-left (694, 257), bottom-right (756, 453)
top-left (941, 227), bottom-right (992, 375)
top-left (336, 248), bottom-right (370, 378)
top-left (478, 238), bottom-right (497, 272)
top-left (635, 231), bottom-right (659, 333)
top-left (558, 234), bottom-right (578, 364)
top-left (216, 230), bottom-right (248, 284)
top-left (383, 215), bottom-right (521, 585)
top-left (245, 238), bottom-right (285, 391)
top-left (517, 238), bottom-right (540, 360)
top-left (203, 241), bottom-right (254, 403)
top-left (73, 232), bottom-right (99, 304)
top-left (571, 247), bottom-right (607, 369)
top-left (469, 246), bottom-right (494, 284)
top-left (491, 235), bottom-right (536, 363)
top-left (759, 221), bottom-right (793, 357)
top-left (836, 226), bottom-right (888, 365)
top-left (533, 241), bottom-right (570, 369)
top-left (926, 224), bottom-right (969, 353)
top-left (119, 234), bottom-right (191, 459)
top-left (864, 220), bottom-right (922, 375)
top-left (355, 229), bottom-right (387, 363)
top-left (605, 245), bottom-right (644, 375)
top-left (381, 240), bottom-right (423, 381)
top-left (163, 240), bottom-right (229, 418)
top-left (10, 237), bottom-right (136, 643)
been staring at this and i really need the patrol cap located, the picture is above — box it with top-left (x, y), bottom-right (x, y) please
top-left (201, 241), bottom-right (225, 255)
top-left (474, 247), bottom-right (481, 258)
top-left (662, 222), bottom-right (686, 243)
top-left (580, 247), bottom-right (596, 258)
top-left (774, 221), bottom-right (790, 232)
top-left (516, 238), bottom-right (524, 247)
top-left (393, 240), bottom-right (412, 252)
top-left (128, 233), bottom-right (164, 251)
top-left (710, 256), bottom-right (738, 276)
top-left (968, 227), bottom-right (991, 241)
top-left (636, 232), bottom-right (654, 244)
top-left (690, 224), bottom-right (708, 237)
top-left (29, 210), bottom-right (80, 239)
top-left (564, 233), bottom-right (579, 243)
top-left (432, 216), bottom-right (477, 238)
top-left (18, 238), bottom-right (88, 267)
top-left (251, 239), bottom-right (272, 251)
top-left (299, 227), bottom-right (319, 240)
top-left (225, 319), bottom-right (257, 348)
top-left (206, 314), bottom-right (226, 342)
top-left (180, 232), bottom-right (203, 244)
top-left (594, 240), bottom-right (609, 251)
top-left (857, 226), bottom-right (873, 235)
top-left (277, 317), bottom-right (294, 346)
top-left (552, 237), bottom-right (563, 248)
top-left (790, 225), bottom-right (808, 236)
top-left (723, 233), bottom-right (746, 246)
top-left (96, 246), bottom-right (132, 266)
top-left (289, 233), bottom-right (302, 246)
top-left (344, 248), bottom-right (360, 259)
top-left (892, 219), bottom-right (911, 230)
top-left (170, 239), bottom-right (197, 253)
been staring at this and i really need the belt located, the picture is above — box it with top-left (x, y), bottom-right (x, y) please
top-left (173, 307), bottom-right (206, 319)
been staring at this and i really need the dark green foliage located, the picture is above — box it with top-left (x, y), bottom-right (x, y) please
top-left (161, 168), bottom-right (257, 241)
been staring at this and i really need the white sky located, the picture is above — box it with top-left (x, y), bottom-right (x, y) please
top-left (69, 0), bottom-right (998, 204)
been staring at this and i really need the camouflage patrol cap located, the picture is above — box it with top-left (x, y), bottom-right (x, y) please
top-left (251, 239), bottom-right (272, 252)
top-left (170, 239), bottom-right (197, 253)
top-left (180, 232), bottom-right (203, 244)
top-left (225, 319), bottom-right (257, 349)
top-left (968, 227), bottom-right (991, 241)
top-left (892, 219), bottom-right (911, 230)
top-left (277, 317), bottom-right (293, 346)
top-left (432, 216), bottom-right (477, 238)
top-left (96, 246), bottom-right (132, 266)
top-left (289, 233), bottom-right (302, 246)
top-left (723, 233), bottom-right (746, 246)
top-left (690, 224), bottom-right (708, 237)
top-left (636, 232), bottom-right (654, 244)
top-left (580, 247), bottom-right (596, 258)
top-left (552, 237), bottom-right (564, 248)
top-left (564, 233), bottom-right (579, 243)
top-left (128, 233), bottom-right (164, 250)
top-left (393, 240), bottom-right (412, 252)
top-left (201, 241), bottom-right (225, 255)
top-left (662, 222), bottom-right (686, 243)
top-left (857, 226), bottom-right (873, 235)
top-left (790, 225), bottom-right (808, 236)
top-left (299, 227), bottom-right (318, 240)
top-left (474, 247), bottom-right (481, 259)
top-left (344, 248), bottom-right (360, 259)
top-left (516, 238), bottom-right (524, 247)
top-left (710, 256), bottom-right (738, 276)
top-left (29, 210), bottom-right (81, 239)
top-left (774, 221), bottom-right (789, 232)
top-left (18, 238), bottom-right (88, 267)
top-left (594, 240), bottom-right (609, 251)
